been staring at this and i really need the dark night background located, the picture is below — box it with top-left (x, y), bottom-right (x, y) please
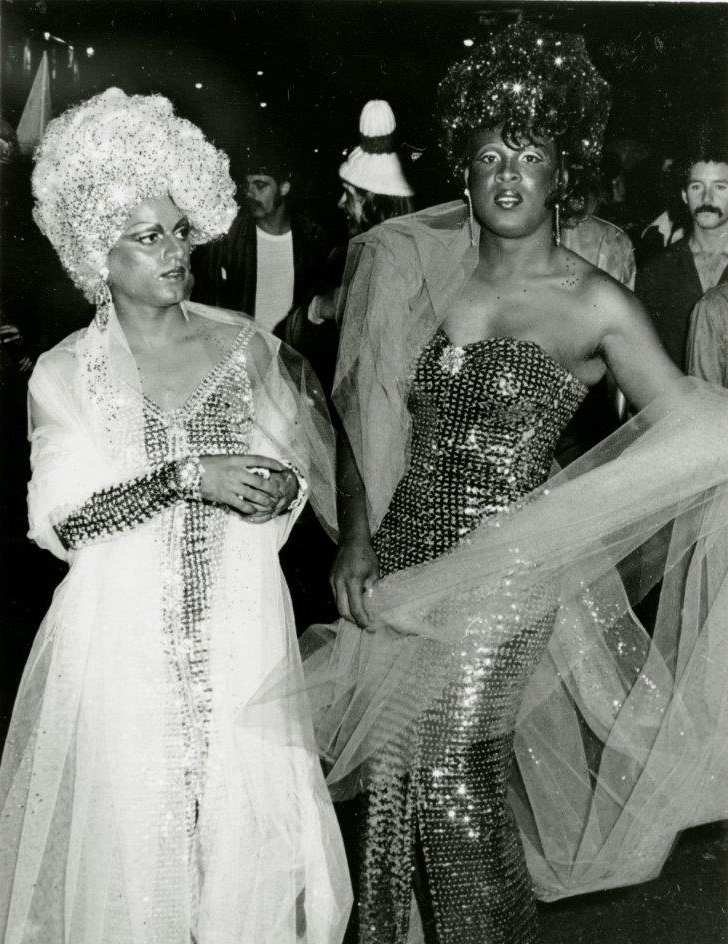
top-left (3, 0), bottom-right (728, 224)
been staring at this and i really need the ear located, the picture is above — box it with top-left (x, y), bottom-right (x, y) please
top-left (280, 180), bottom-right (291, 198)
top-left (463, 167), bottom-right (470, 191)
top-left (681, 188), bottom-right (688, 206)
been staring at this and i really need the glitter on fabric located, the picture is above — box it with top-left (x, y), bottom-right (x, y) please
top-left (139, 325), bottom-right (254, 848)
top-left (32, 88), bottom-right (238, 301)
top-left (437, 21), bottom-right (610, 219)
top-left (375, 330), bottom-right (587, 575)
top-left (57, 324), bottom-right (254, 866)
top-left (54, 458), bottom-right (201, 550)
top-left (358, 332), bottom-right (587, 943)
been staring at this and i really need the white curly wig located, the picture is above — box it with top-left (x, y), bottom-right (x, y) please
top-left (32, 88), bottom-right (238, 302)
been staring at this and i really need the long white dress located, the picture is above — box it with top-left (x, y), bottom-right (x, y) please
top-left (0, 302), bottom-right (351, 944)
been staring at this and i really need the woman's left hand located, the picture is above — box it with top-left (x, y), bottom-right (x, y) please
top-left (245, 468), bottom-right (299, 523)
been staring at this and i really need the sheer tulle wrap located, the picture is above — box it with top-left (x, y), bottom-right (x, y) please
top-left (257, 377), bottom-right (728, 903)
top-left (1, 302), bottom-right (350, 943)
top-left (258, 202), bottom-right (728, 903)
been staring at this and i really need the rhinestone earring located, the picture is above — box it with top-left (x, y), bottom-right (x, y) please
top-left (553, 200), bottom-right (562, 247)
top-left (554, 150), bottom-right (567, 247)
top-left (464, 187), bottom-right (476, 248)
top-left (94, 267), bottom-right (112, 328)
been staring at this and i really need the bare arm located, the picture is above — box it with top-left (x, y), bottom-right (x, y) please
top-left (330, 431), bottom-right (379, 628)
top-left (595, 281), bottom-right (683, 413)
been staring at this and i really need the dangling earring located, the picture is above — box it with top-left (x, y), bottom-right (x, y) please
top-left (464, 187), bottom-right (476, 248)
top-left (94, 266), bottom-right (112, 328)
top-left (554, 150), bottom-right (566, 247)
top-left (553, 200), bottom-right (562, 247)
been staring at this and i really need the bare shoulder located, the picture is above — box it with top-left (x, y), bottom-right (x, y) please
top-left (574, 255), bottom-right (650, 341)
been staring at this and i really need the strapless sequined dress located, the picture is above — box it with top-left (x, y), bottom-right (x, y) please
top-left (352, 329), bottom-right (587, 944)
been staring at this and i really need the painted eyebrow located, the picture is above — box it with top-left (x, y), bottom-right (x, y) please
top-left (125, 216), bottom-right (190, 231)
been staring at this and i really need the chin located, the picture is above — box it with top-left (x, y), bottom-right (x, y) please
top-left (481, 219), bottom-right (530, 239)
top-left (153, 284), bottom-right (186, 306)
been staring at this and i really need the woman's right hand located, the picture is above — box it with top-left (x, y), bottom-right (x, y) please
top-left (331, 537), bottom-right (380, 630)
top-left (199, 454), bottom-right (288, 520)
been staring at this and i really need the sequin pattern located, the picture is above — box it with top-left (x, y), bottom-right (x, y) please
top-left (142, 328), bottom-right (253, 848)
top-left (358, 331), bottom-right (587, 944)
top-left (62, 325), bottom-right (254, 880)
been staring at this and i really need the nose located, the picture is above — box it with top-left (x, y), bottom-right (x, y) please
top-left (337, 192), bottom-right (347, 211)
top-left (495, 155), bottom-right (521, 183)
top-left (162, 232), bottom-right (186, 261)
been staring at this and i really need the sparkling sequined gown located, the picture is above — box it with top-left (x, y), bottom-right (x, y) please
top-left (353, 329), bottom-right (587, 944)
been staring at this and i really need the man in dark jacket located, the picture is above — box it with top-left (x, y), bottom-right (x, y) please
top-left (192, 142), bottom-right (328, 331)
top-left (192, 141), bottom-right (335, 635)
top-left (636, 124), bottom-right (728, 370)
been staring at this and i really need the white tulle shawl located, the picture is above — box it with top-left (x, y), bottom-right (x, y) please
top-left (1, 303), bottom-right (349, 944)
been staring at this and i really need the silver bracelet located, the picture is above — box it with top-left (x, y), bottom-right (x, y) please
top-left (281, 460), bottom-right (308, 512)
top-left (171, 455), bottom-right (203, 500)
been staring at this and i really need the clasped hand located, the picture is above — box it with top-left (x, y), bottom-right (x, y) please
top-left (199, 454), bottom-right (298, 523)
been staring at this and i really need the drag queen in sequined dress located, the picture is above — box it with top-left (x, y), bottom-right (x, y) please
top-left (0, 90), bottom-right (350, 944)
top-left (307, 23), bottom-right (728, 944)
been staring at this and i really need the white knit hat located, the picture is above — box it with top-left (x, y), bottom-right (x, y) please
top-left (339, 100), bottom-right (414, 198)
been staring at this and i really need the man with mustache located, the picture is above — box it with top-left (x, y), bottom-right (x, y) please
top-left (635, 123), bottom-right (728, 369)
top-left (192, 138), bottom-right (328, 334)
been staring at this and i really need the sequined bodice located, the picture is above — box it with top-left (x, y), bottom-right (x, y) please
top-left (373, 329), bottom-right (588, 577)
top-left (142, 327), bottom-right (253, 465)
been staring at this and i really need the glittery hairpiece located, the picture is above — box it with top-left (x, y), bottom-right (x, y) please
top-left (32, 88), bottom-right (238, 302)
top-left (437, 21), bottom-right (610, 218)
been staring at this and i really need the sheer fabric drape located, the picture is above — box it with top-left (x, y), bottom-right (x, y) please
top-left (1, 303), bottom-right (349, 944)
top-left (256, 204), bottom-right (728, 903)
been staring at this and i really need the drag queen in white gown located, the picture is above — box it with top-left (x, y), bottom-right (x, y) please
top-left (0, 89), bottom-right (350, 944)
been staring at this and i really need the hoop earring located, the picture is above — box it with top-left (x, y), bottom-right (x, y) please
top-left (94, 269), bottom-right (112, 329)
top-left (553, 200), bottom-right (562, 247)
top-left (464, 187), bottom-right (476, 248)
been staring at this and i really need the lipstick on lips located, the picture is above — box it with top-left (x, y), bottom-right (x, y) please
top-left (493, 189), bottom-right (523, 209)
top-left (159, 266), bottom-right (187, 280)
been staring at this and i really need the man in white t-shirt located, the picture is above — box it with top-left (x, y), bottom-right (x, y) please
top-left (192, 144), bottom-right (327, 333)
top-left (246, 170), bottom-right (295, 331)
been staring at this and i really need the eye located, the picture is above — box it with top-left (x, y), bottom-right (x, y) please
top-left (174, 221), bottom-right (191, 240)
top-left (136, 232), bottom-right (161, 245)
top-left (521, 152), bottom-right (543, 164)
top-left (477, 151), bottom-right (498, 165)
